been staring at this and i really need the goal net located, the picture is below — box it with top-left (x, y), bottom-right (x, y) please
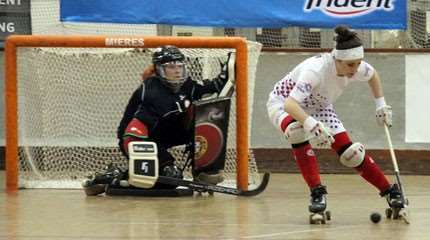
top-left (5, 36), bottom-right (262, 191)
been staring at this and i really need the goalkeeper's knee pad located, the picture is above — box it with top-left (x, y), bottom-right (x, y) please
top-left (128, 141), bottom-right (159, 189)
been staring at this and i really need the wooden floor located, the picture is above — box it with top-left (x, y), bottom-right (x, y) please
top-left (1, 171), bottom-right (429, 240)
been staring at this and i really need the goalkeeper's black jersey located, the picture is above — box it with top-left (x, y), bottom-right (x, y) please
top-left (117, 76), bottom-right (220, 148)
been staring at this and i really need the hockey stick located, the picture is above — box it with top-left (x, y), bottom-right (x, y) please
top-left (218, 52), bottom-right (236, 98)
top-left (383, 124), bottom-right (410, 224)
top-left (157, 172), bottom-right (270, 197)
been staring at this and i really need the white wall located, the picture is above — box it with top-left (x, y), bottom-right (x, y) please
top-left (405, 54), bottom-right (430, 142)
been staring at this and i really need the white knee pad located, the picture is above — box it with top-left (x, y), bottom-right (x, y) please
top-left (284, 121), bottom-right (312, 144)
top-left (128, 141), bottom-right (159, 189)
top-left (339, 142), bottom-right (365, 168)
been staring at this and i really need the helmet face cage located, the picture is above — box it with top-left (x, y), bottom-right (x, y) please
top-left (152, 46), bottom-right (188, 92)
top-left (156, 61), bottom-right (187, 92)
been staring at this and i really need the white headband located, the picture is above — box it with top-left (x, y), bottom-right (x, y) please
top-left (333, 46), bottom-right (364, 60)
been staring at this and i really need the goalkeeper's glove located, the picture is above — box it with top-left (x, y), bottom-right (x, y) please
top-left (212, 52), bottom-right (232, 92)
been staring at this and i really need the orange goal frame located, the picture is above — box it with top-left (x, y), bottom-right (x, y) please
top-left (4, 35), bottom-right (250, 192)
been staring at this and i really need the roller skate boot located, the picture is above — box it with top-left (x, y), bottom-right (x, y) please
top-left (193, 170), bottom-right (224, 195)
top-left (309, 185), bottom-right (331, 224)
top-left (194, 170), bottom-right (224, 185)
top-left (381, 184), bottom-right (409, 223)
top-left (82, 163), bottom-right (125, 196)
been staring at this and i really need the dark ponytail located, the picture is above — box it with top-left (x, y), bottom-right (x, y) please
top-left (334, 25), bottom-right (362, 50)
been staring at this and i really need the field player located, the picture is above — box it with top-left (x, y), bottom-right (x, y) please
top-left (266, 25), bottom-right (406, 222)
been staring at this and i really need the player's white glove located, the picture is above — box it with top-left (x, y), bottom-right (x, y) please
top-left (303, 116), bottom-right (334, 147)
top-left (376, 105), bottom-right (392, 127)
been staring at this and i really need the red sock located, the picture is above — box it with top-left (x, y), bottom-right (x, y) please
top-left (332, 132), bottom-right (390, 193)
top-left (355, 155), bottom-right (391, 192)
top-left (292, 143), bottom-right (321, 188)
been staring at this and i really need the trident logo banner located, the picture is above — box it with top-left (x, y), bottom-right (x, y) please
top-left (60, 0), bottom-right (406, 29)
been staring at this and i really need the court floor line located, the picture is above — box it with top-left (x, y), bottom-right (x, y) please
top-left (234, 225), bottom-right (356, 239)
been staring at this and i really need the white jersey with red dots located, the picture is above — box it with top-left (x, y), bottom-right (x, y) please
top-left (267, 52), bottom-right (375, 135)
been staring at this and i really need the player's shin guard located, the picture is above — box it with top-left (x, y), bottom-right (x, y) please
top-left (292, 142), bottom-right (321, 188)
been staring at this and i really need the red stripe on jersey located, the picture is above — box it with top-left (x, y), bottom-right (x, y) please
top-left (124, 118), bottom-right (149, 139)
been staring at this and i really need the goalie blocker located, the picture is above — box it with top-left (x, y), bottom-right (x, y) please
top-left (192, 97), bottom-right (230, 181)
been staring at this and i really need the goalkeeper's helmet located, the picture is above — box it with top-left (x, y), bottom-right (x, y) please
top-left (152, 45), bottom-right (187, 92)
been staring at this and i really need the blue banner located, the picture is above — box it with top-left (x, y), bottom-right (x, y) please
top-left (60, 0), bottom-right (406, 30)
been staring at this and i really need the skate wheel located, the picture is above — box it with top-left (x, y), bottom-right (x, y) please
top-left (82, 179), bottom-right (92, 188)
top-left (325, 211), bottom-right (331, 221)
top-left (385, 208), bottom-right (392, 219)
top-left (309, 215), bottom-right (316, 224)
top-left (309, 213), bottom-right (325, 224)
top-left (119, 180), bottom-right (130, 187)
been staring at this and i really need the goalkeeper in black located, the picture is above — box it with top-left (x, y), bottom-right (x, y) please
top-left (83, 45), bottom-right (229, 195)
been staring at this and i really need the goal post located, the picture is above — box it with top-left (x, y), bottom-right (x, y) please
top-left (4, 35), bottom-right (261, 192)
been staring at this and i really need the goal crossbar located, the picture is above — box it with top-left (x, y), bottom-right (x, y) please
top-left (4, 35), bottom-right (249, 192)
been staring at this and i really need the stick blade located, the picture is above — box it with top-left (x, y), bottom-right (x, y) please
top-left (239, 172), bottom-right (270, 197)
top-left (156, 172), bottom-right (270, 197)
top-left (399, 207), bottom-right (411, 224)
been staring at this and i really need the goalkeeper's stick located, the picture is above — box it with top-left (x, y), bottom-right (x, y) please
top-left (157, 172), bottom-right (270, 197)
top-left (218, 52), bottom-right (236, 98)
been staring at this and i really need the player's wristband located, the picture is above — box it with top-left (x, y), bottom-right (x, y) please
top-left (374, 97), bottom-right (386, 110)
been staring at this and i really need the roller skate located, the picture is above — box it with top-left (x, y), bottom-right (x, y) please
top-left (82, 163), bottom-right (126, 196)
top-left (309, 185), bottom-right (331, 224)
top-left (382, 184), bottom-right (410, 224)
top-left (195, 171), bottom-right (224, 185)
top-left (193, 170), bottom-right (224, 195)
top-left (162, 165), bottom-right (184, 180)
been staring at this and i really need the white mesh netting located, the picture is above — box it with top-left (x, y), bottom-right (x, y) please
top-left (16, 43), bottom-right (262, 188)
